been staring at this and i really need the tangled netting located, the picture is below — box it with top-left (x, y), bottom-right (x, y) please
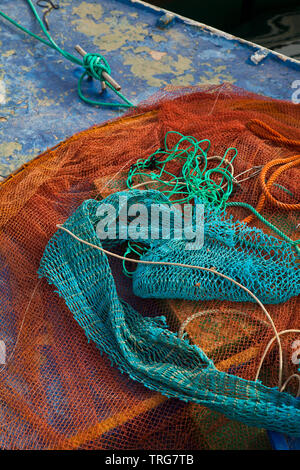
top-left (38, 192), bottom-right (300, 436)
top-left (0, 84), bottom-right (299, 449)
top-left (101, 191), bottom-right (298, 304)
top-left (126, 131), bottom-right (238, 206)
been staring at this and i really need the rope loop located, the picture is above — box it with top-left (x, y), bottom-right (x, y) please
top-left (83, 53), bottom-right (111, 81)
top-left (0, 1), bottom-right (134, 108)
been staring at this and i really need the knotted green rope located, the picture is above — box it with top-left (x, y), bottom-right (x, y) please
top-left (126, 131), bottom-right (300, 261)
top-left (0, 0), bottom-right (134, 108)
top-left (127, 131), bottom-right (238, 206)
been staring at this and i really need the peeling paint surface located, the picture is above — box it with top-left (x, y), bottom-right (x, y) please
top-left (0, 0), bottom-right (299, 176)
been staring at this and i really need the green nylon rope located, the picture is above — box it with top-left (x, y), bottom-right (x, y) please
top-left (122, 242), bottom-right (148, 278)
top-left (127, 131), bottom-right (238, 207)
top-left (0, 0), bottom-right (134, 108)
top-left (227, 201), bottom-right (300, 256)
top-left (126, 131), bottom-right (300, 260)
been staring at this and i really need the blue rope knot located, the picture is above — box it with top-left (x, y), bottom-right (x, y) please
top-left (83, 52), bottom-right (111, 81)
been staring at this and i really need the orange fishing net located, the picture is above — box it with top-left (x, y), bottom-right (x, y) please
top-left (0, 84), bottom-right (299, 449)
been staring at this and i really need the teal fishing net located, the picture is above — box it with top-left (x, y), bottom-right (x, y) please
top-left (132, 200), bottom-right (299, 305)
top-left (38, 190), bottom-right (300, 436)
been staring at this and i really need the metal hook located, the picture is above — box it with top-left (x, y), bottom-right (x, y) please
top-left (234, 165), bottom-right (263, 184)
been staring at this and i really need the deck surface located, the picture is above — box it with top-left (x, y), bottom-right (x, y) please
top-left (0, 0), bottom-right (300, 176)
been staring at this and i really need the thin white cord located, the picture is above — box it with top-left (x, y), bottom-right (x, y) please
top-left (56, 223), bottom-right (284, 388)
top-left (131, 161), bottom-right (261, 193)
top-left (52, 155), bottom-right (296, 394)
top-left (179, 308), bottom-right (269, 339)
top-left (131, 155), bottom-right (234, 192)
top-left (0, 279), bottom-right (41, 373)
top-left (206, 156), bottom-right (234, 175)
top-left (234, 165), bottom-right (262, 184)
top-left (280, 374), bottom-right (300, 397)
top-left (180, 310), bottom-right (300, 396)
top-left (95, 157), bottom-right (135, 200)
top-left (255, 329), bottom-right (300, 387)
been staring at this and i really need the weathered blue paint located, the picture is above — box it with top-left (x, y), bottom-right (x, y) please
top-left (0, 0), bottom-right (299, 177)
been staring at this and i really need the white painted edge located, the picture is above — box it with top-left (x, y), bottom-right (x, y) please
top-left (131, 0), bottom-right (300, 67)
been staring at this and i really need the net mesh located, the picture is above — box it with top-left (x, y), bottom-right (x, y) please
top-left (0, 84), bottom-right (299, 449)
top-left (129, 196), bottom-right (299, 304)
top-left (37, 191), bottom-right (300, 436)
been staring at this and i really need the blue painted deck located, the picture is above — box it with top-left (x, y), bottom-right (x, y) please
top-left (0, 1), bottom-right (299, 450)
top-left (0, 0), bottom-right (299, 178)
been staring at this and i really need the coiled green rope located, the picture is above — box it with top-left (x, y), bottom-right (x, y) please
top-left (0, 0), bottom-right (134, 108)
top-left (127, 131), bottom-right (238, 207)
top-left (126, 131), bottom-right (300, 259)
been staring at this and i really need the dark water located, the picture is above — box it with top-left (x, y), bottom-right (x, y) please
top-left (233, 6), bottom-right (300, 60)
top-left (149, 2), bottom-right (300, 61)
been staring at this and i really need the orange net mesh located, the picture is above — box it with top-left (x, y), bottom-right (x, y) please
top-left (0, 84), bottom-right (299, 449)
